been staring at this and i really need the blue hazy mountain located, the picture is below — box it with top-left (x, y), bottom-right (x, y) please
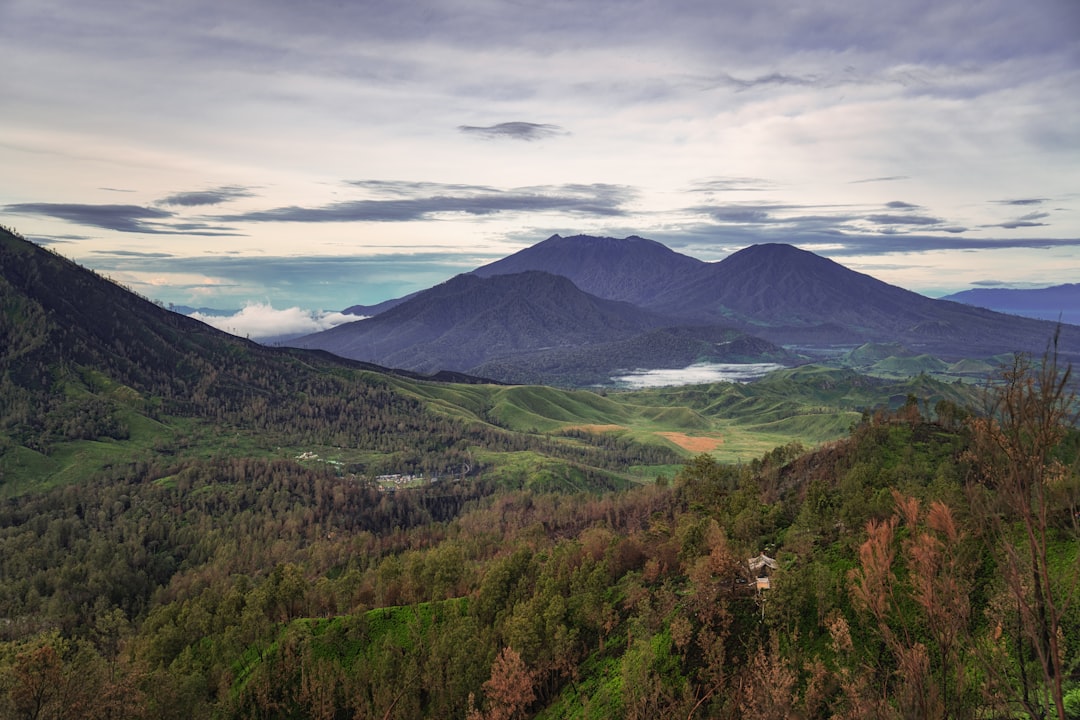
top-left (940, 284), bottom-right (1080, 326)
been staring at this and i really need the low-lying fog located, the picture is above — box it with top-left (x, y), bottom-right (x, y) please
top-left (612, 362), bottom-right (787, 389)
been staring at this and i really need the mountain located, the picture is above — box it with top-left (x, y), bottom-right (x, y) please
top-left (642, 243), bottom-right (1080, 360)
top-left (472, 233), bottom-right (704, 304)
top-left (305, 235), bottom-right (1079, 381)
top-left (341, 292), bottom-right (417, 317)
top-left (291, 270), bottom-right (785, 378)
top-left (939, 284), bottom-right (1080, 326)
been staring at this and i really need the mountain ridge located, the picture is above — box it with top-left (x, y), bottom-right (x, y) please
top-left (299, 235), bottom-right (1080, 378)
top-left (291, 270), bottom-right (785, 379)
top-left (940, 283), bottom-right (1080, 325)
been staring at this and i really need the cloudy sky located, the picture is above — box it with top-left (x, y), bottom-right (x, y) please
top-left (3, 0), bottom-right (1078, 335)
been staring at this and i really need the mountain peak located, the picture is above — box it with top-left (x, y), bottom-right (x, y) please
top-left (472, 233), bottom-right (704, 304)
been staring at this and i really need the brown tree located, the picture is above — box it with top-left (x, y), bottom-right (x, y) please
top-left (468, 646), bottom-right (536, 720)
top-left (965, 338), bottom-right (1079, 719)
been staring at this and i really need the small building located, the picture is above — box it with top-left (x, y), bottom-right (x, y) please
top-left (747, 553), bottom-right (777, 591)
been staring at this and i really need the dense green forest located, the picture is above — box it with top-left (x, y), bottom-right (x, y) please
top-left (0, 350), bottom-right (1077, 719)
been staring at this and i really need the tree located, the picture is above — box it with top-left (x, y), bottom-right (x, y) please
top-left (467, 646), bottom-right (536, 720)
top-left (965, 337), bottom-right (1079, 719)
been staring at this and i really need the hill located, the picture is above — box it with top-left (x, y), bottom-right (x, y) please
top-left (940, 283), bottom-right (1080, 325)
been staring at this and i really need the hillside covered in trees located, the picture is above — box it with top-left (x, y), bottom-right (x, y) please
top-left (0, 350), bottom-right (1077, 719)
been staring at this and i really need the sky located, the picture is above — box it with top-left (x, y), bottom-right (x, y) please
top-left (2, 0), bottom-right (1079, 338)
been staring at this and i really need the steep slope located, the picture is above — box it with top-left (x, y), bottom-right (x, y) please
top-left (645, 243), bottom-right (1080, 360)
top-left (291, 271), bottom-right (682, 374)
top-left (471, 233), bottom-right (705, 304)
top-left (940, 284), bottom-right (1080, 325)
top-left (0, 227), bottom-right (461, 413)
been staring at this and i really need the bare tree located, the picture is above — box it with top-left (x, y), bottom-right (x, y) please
top-left (965, 335), bottom-right (1079, 719)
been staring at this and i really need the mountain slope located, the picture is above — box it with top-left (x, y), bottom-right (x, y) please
top-left (471, 233), bottom-right (705, 304)
top-left (645, 243), bottom-right (1080, 359)
top-left (940, 284), bottom-right (1080, 325)
top-left (294, 270), bottom-right (741, 375)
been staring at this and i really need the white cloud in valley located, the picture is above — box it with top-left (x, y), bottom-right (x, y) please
top-left (188, 303), bottom-right (359, 340)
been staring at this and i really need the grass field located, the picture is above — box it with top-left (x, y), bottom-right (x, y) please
top-left (0, 363), bottom-right (981, 495)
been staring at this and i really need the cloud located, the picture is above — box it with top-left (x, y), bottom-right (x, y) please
top-left (992, 220), bottom-right (1051, 229)
top-left (885, 201), bottom-right (921, 210)
top-left (158, 186), bottom-right (255, 207)
top-left (218, 182), bottom-right (635, 223)
top-left (6, 203), bottom-right (174, 233)
top-left (4, 202), bottom-right (242, 235)
top-left (986, 211), bottom-right (1051, 229)
top-left (688, 177), bottom-right (778, 193)
top-left (660, 223), bottom-right (1080, 259)
top-left (458, 122), bottom-right (568, 141)
top-left (614, 362), bottom-right (786, 388)
top-left (849, 176), bottom-right (910, 184)
top-left (993, 198), bottom-right (1048, 206)
top-left (90, 249), bottom-right (175, 258)
top-left (707, 71), bottom-right (821, 91)
top-left (188, 302), bottom-right (357, 340)
top-left (866, 214), bottom-right (945, 226)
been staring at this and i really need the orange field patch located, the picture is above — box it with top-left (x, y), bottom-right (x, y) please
top-left (656, 432), bottom-right (724, 452)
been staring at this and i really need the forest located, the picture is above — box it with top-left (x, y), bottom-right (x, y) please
top-left (0, 347), bottom-right (1077, 719)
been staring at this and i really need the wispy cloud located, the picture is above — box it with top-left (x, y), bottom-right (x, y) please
top-left (688, 177), bottom-right (779, 193)
top-left (660, 224), bottom-right (1080, 259)
top-left (866, 214), bottom-right (945, 226)
top-left (985, 211), bottom-right (1051, 229)
top-left (707, 71), bottom-right (821, 91)
top-left (6, 203), bottom-right (174, 233)
top-left (993, 198), bottom-right (1047, 206)
top-left (158, 186), bottom-right (255, 207)
top-left (4, 202), bottom-right (242, 236)
top-left (90, 249), bottom-right (175, 258)
top-left (849, 176), bottom-right (910, 184)
top-left (458, 121), bottom-right (568, 141)
top-left (218, 182), bottom-right (634, 223)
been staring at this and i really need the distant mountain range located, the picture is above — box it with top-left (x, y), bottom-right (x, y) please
top-left (940, 284), bottom-right (1080, 326)
top-left (293, 234), bottom-right (1080, 383)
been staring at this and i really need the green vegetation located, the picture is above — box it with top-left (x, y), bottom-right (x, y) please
top-left (1, 349), bottom-right (1076, 719)
top-left (2, 225), bottom-right (1078, 718)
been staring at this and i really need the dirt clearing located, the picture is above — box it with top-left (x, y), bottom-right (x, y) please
top-left (656, 432), bottom-right (724, 452)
